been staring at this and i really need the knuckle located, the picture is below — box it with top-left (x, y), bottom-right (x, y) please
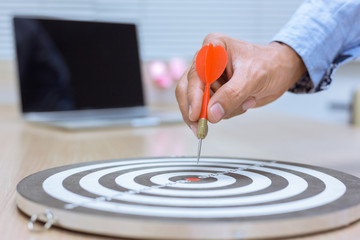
top-left (175, 80), bottom-right (188, 101)
top-left (203, 33), bottom-right (217, 43)
top-left (223, 84), bottom-right (241, 100)
top-left (187, 87), bottom-right (200, 103)
top-left (224, 107), bottom-right (246, 119)
top-left (187, 64), bottom-right (198, 80)
top-left (175, 81), bottom-right (184, 95)
top-left (175, 85), bottom-right (181, 99)
top-left (203, 33), bottom-right (226, 46)
top-left (251, 62), bottom-right (268, 80)
top-left (254, 71), bottom-right (268, 88)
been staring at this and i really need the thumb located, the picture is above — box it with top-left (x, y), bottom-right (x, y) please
top-left (207, 69), bottom-right (252, 123)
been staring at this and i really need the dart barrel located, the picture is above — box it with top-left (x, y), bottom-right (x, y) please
top-left (197, 118), bottom-right (208, 139)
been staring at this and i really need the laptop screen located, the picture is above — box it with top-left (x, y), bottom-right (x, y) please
top-left (13, 17), bottom-right (144, 113)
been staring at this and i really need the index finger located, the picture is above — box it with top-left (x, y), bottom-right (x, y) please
top-left (187, 59), bottom-right (204, 122)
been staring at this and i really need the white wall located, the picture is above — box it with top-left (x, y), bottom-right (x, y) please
top-left (0, 0), bottom-right (303, 61)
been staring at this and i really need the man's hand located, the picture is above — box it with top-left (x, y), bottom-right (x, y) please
top-left (175, 33), bottom-right (306, 135)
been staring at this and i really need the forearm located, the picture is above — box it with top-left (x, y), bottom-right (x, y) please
top-left (272, 0), bottom-right (360, 93)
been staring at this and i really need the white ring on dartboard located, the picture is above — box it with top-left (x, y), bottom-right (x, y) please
top-left (41, 159), bottom-right (346, 218)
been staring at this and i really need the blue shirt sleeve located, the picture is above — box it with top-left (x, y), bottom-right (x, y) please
top-left (272, 0), bottom-right (360, 93)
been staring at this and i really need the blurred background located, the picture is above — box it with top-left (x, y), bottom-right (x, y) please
top-left (0, 0), bottom-right (359, 124)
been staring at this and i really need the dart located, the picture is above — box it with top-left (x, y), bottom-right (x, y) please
top-left (195, 43), bottom-right (227, 164)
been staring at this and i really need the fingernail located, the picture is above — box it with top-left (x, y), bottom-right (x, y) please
top-left (190, 124), bottom-right (197, 137)
top-left (242, 99), bottom-right (256, 111)
top-left (210, 103), bottom-right (225, 122)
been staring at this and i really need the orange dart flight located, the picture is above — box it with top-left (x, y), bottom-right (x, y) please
top-left (195, 43), bottom-right (227, 163)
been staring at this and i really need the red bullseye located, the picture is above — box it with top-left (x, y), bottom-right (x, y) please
top-left (186, 178), bottom-right (200, 182)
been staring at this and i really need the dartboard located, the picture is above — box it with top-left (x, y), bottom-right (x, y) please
top-left (16, 157), bottom-right (360, 239)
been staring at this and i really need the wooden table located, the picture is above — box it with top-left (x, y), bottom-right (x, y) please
top-left (1, 104), bottom-right (360, 240)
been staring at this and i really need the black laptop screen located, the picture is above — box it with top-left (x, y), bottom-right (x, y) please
top-left (14, 17), bottom-right (144, 113)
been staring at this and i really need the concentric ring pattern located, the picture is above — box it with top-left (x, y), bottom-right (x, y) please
top-left (29, 157), bottom-right (350, 219)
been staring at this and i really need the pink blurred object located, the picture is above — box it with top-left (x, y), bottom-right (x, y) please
top-left (169, 57), bottom-right (187, 80)
top-left (148, 61), bottom-right (173, 89)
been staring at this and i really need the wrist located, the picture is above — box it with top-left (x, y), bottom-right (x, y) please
top-left (269, 41), bottom-right (306, 86)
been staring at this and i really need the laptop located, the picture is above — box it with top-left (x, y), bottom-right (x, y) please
top-left (13, 16), bottom-right (182, 129)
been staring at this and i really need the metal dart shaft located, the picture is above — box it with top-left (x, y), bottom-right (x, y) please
top-left (197, 138), bottom-right (202, 164)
